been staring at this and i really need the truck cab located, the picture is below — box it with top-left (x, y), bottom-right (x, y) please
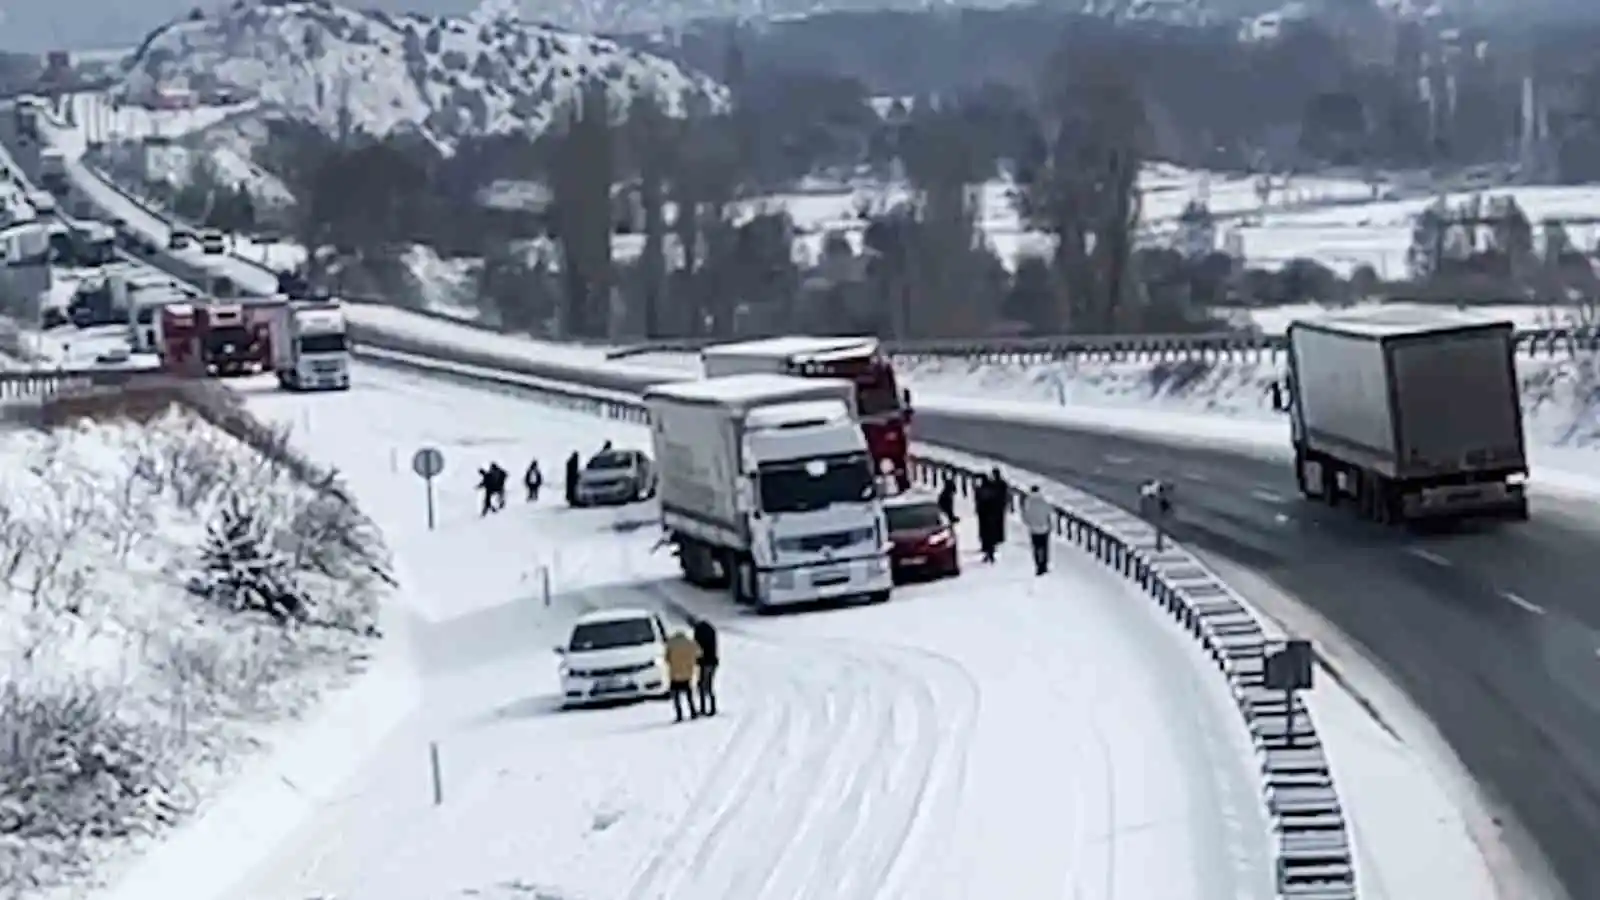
top-left (38, 148), bottom-right (67, 195)
top-left (201, 304), bottom-right (267, 376)
top-left (157, 303), bottom-right (202, 373)
top-left (700, 336), bottom-right (914, 488)
top-left (645, 374), bottom-right (895, 610)
top-left (273, 302), bottom-right (350, 391)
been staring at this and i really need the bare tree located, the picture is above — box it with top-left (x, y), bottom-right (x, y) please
top-left (545, 80), bottom-right (617, 339)
top-left (1015, 50), bottom-right (1147, 333)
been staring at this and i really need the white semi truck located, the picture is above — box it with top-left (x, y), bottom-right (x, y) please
top-left (267, 301), bottom-right (351, 391)
top-left (1278, 305), bottom-right (1528, 523)
top-left (644, 373), bottom-right (894, 609)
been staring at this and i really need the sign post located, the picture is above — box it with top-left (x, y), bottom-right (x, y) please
top-left (411, 447), bottom-right (445, 530)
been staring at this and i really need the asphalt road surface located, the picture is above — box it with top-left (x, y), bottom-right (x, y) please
top-left (917, 410), bottom-right (1600, 900)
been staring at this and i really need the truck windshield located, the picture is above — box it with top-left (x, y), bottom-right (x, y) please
top-left (298, 333), bottom-right (348, 354)
top-left (569, 618), bottom-right (656, 651)
top-left (757, 452), bottom-right (877, 514)
top-left (204, 327), bottom-right (252, 352)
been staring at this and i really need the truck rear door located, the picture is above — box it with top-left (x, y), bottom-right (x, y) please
top-left (1390, 329), bottom-right (1526, 479)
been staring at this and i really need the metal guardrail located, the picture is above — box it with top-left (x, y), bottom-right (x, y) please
top-left (348, 345), bottom-right (1358, 900)
top-left (610, 325), bottom-right (1600, 366)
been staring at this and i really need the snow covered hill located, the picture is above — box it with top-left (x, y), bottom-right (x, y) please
top-left (118, 1), bottom-right (726, 147)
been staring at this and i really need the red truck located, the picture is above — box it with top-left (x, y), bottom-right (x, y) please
top-left (199, 304), bottom-right (270, 376)
top-left (156, 303), bottom-right (202, 374)
top-left (699, 336), bottom-right (914, 486)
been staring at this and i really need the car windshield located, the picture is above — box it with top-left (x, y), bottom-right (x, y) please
top-left (886, 502), bottom-right (944, 533)
top-left (298, 333), bottom-right (347, 354)
top-left (757, 452), bottom-right (877, 514)
top-left (588, 452), bottom-right (631, 470)
top-left (568, 618), bottom-right (656, 651)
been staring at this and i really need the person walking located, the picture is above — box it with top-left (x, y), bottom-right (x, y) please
top-left (1021, 485), bottom-right (1053, 575)
top-left (974, 474), bottom-right (1004, 562)
top-left (564, 451), bottom-right (581, 507)
top-left (937, 477), bottom-right (957, 523)
top-left (664, 629), bottom-right (702, 722)
top-left (476, 466), bottom-right (496, 517)
top-left (692, 616), bottom-right (719, 717)
top-left (485, 463), bottom-right (508, 512)
top-left (524, 459), bottom-right (543, 502)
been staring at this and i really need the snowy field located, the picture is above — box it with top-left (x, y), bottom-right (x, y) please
top-left (0, 405), bottom-right (390, 900)
top-left (209, 360), bottom-right (1295, 900)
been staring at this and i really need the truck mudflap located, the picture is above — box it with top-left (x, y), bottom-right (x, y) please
top-left (1401, 480), bottom-right (1527, 521)
top-left (756, 555), bottom-right (893, 607)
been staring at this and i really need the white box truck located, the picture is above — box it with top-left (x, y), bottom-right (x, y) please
top-left (644, 373), bottom-right (894, 609)
top-left (268, 301), bottom-right (351, 391)
top-left (1278, 305), bottom-right (1528, 523)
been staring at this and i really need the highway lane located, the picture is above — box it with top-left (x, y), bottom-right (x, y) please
top-left (916, 410), bottom-right (1600, 900)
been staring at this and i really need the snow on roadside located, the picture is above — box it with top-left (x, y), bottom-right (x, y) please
top-left (0, 406), bottom-right (388, 900)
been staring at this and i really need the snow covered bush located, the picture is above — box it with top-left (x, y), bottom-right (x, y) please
top-left (0, 407), bottom-right (392, 898)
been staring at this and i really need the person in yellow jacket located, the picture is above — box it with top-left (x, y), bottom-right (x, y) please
top-left (664, 629), bottom-right (702, 722)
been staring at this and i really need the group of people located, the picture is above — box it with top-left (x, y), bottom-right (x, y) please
top-left (952, 467), bottom-right (1055, 576)
top-left (663, 617), bottom-right (719, 722)
top-left (474, 460), bottom-right (546, 516)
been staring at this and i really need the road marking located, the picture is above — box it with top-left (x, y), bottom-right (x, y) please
top-left (1101, 454), bottom-right (1134, 465)
top-left (1502, 592), bottom-right (1545, 615)
top-left (1180, 471), bottom-right (1209, 483)
top-left (1405, 547), bottom-right (1453, 568)
top-left (1249, 488), bottom-right (1284, 503)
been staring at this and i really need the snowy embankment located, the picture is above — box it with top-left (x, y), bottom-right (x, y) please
top-left (0, 397), bottom-right (397, 900)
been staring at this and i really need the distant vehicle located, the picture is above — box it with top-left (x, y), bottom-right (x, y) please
top-left (38, 148), bottom-right (67, 195)
top-left (555, 608), bottom-right (671, 708)
top-left (199, 230), bottom-right (226, 254)
top-left (64, 222), bottom-right (116, 267)
top-left (156, 303), bottom-right (201, 372)
top-left (573, 448), bottom-right (656, 507)
top-left (95, 346), bottom-right (130, 365)
top-left (700, 336), bottom-right (914, 487)
top-left (25, 190), bottom-right (55, 214)
top-left (883, 490), bottom-right (959, 582)
top-left (199, 304), bottom-right (268, 376)
top-left (1275, 305), bottom-right (1528, 523)
top-left (168, 229), bottom-right (194, 250)
top-left (644, 373), bottom-right (893, 609)
top-left (266, 301), bottom-right (350, 391)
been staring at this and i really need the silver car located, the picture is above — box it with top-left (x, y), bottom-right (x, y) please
top-left (574, 449), bottom-right (657, 507)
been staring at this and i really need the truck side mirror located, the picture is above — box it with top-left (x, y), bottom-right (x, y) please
top-left (902, 388), bottom-right (913, 415)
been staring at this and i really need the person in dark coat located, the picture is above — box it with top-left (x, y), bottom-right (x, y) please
top-left (691, 616), bottom-right (719, 716)
top-left (564, 451), bottom-right (581, 507)
top-left (524, 459), bottom-right (543, 502)
top-left (937, 477), bottom-right (957, 523)
top-left (974, 468), bottom-right (1010, 563)
top-left (476, 466), bottom-right (496, 516)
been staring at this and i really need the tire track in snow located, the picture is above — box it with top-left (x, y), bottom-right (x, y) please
top-left (636, 587), bottom-right (975, 900)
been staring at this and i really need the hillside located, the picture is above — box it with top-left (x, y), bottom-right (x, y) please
top-left (117, 1), bottom-right (726, 147)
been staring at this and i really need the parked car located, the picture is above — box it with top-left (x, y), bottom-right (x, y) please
top-left (573, 447), bottom-right (656, 506)
top-left (199, 230), bottom-right (226, 254)
top-left (168, 229), bottom-right (194, 250)
top-left (556, 608), bottom-right (670, 708)
top-left (884, 489), bottom-right (960, 582)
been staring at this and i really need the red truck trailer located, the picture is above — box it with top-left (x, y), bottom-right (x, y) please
top-left (700, 336), bottom-right (914, 487)
top-left (156, 303), bottom-right (202, 374)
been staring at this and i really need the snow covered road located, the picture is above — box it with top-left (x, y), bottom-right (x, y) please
top-left (219, 361), bottom-right (1276, 900)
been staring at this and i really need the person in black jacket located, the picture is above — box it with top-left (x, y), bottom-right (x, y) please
top-left (691, 617), bottom-right (719, 716)
top-left (564, 451), bottom-right (581, 507)
top-left (524, 459), bottom-right (543, 502)
top-left (937, 477), bottom-right (957, 523)
top-left (974, 474), bottom-right (1004, 563)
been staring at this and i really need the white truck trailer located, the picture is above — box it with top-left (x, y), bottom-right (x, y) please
top-left (644, 373), bottom-right (894, 609)
top-left (267, 301), bottom-right (351, 391)
top-left (1279, 305), bottom-right (1528, 523)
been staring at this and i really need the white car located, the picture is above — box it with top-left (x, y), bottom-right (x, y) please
top-left (556, 608), bottom-right (670, 707)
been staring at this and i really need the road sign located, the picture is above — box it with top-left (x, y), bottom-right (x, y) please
top-left (411, 447), bottom-right (444, 529)
top-left (412, 447), bottom-right (444, 479)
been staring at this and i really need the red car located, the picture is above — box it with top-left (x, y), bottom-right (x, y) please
top-left (884, 490), bottom-right (960, 582)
